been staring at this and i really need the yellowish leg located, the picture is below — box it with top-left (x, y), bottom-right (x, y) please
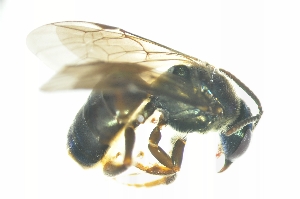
top-left (103, 127), bottom-right (135, 176)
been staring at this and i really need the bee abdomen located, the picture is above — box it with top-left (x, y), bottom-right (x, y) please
top-left (67, 108), bottom-right (108, 166)
top-left (68, 92), bottom-right (123, 167)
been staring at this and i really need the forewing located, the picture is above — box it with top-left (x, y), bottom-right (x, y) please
top-left (28, 21), bottom-right (214, 109)
top-left (27, 21), bottom-right (203, 71)
top-left (42, 61), bottom-right (212, 109)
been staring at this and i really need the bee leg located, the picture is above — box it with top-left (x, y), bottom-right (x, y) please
top-left (103, 127), bottom-right (135, 177)
top-left (130, 129), bottom-right (185, 186)
top-left (148, 124), bottom-right (186, 173)
top-left (171, 139), bottom-right (186, 169)
top-left (127, 174), bottom-right (177, 187)
top-left (131, 137), bottom-right (185, 187)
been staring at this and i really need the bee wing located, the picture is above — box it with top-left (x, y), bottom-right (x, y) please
top-left (28, 21), bottom-right (214, 108)
top-left (40, 61), bottom-right (158, 91)
top-left (41, 61), bottom-right (212, 109)
top-left (27, 21), bottom-right (204, 72)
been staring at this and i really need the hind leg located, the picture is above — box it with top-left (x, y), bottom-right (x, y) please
top-left (102, 127), bottom-right (135, 176)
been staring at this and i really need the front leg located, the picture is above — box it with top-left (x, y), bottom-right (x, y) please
top-left (131, 126), bottom-right (185, 187)
top-left (146, 115), bottom-right (186, 174)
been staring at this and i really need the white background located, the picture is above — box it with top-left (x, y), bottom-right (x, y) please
top-left (0, 0), bottom-right (298, 198)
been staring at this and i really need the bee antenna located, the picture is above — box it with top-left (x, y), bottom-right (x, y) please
top-left (224, 114), bottom-right (261, 136)
top-left (219, 68), bottom-right (263, 114)
top-left (219, 68), bottom-right (263, 134)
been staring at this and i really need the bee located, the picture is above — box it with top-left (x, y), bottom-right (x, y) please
top-left (27, 21), bottom-right (263, 187)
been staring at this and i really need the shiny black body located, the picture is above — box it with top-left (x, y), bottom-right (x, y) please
top-left (68, 65), bottom-right (253, 172)
top-left (68, 88), bottom-right (148, 167)
top-left (27, 21), bottom-right (262, 186)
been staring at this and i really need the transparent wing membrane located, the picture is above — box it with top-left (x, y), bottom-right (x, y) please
top-left (27, 21), bottom-right (204, 72)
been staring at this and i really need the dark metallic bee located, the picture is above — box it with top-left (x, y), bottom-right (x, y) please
top-left (27, 21), bottom-right (263, 187)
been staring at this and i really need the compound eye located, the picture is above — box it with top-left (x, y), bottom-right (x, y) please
top-left (170, 65), bottom-right (190, 80)
top-left (217, 125), bottom-right (252, 172)
top-left (221, 125), bottom-right (252, 161)
top-left (227, 127), bottom-right (252, 161)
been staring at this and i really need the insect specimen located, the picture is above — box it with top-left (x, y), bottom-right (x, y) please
top-left (27, 21), bottom-right (263, 187)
